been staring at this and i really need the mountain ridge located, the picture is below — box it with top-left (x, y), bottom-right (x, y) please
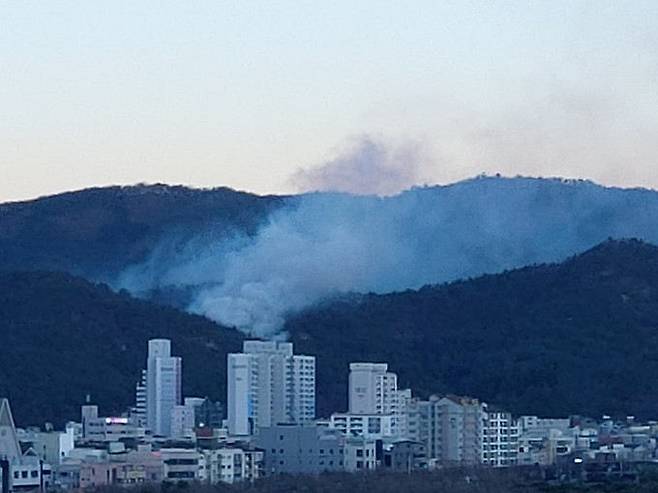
top-left (287, 238), bottom-right (658, 419)
top-left (0, 183), bottom-right (284, 278)
top-left (2, 239), bottom-right (658, 425)
top-left (0, 270), bottom-right (244, 426)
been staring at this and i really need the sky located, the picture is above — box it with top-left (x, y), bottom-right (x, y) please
top-left (1, 0), bottom-right (658, 202)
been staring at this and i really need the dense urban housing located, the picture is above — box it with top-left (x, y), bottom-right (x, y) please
top-left (0, 338), bottom-right (656, 491)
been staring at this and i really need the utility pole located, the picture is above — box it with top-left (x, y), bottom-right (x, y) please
top-left (39, 460), bottom-right (44, 493)
top-left (1, 458), bottom-right (10, 493)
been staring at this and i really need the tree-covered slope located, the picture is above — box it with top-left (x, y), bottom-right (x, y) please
top-left (288, 239), bottom-right (658, 420)
top-left (6, 178), bottom-right (658, 340)
top-left (0, 271), bottom-right (244, 426)
top-left (0, 184), bottom-right (282, 278)
top-left (4, 239), bottom-right (658, 427)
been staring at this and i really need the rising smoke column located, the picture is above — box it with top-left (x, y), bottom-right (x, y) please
top-left (116, 176), bottom-right (658, 338)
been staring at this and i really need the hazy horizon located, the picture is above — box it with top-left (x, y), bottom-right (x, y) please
top-left (3, 1), bottom-right (658, 202)
top-left (4, 171), bottom-right (658, 206)
top-left (6, 173), bottom-right (658, 205)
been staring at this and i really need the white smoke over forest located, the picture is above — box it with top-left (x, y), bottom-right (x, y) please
top-left (116, 175), bottom-right (658, 338)
top-left (290, 136), bottom-right (427, 196)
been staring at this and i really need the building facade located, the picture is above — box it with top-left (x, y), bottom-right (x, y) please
top-left (329, 413), bottom-right (398, 439)
top-left (481, 407), bottom-right (519, 467)
top-left (146, 339), bottom-right (182, 437)
top-left (227, 341), bottom-right (315, 435)
top-left (0, 399), bottom-right (46, 492)
top-left (202, 447), bottom-right (263, 484)
top-left (256, 424), bottom-right (346, 475)
top-left (405, 395), bottom-right (484, 467)
top-left (132, 370), bottom-right (147, 428)
top-left (348, 363), bottom-right (399, 415)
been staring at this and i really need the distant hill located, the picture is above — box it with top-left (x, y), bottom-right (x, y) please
top-left (6, 177), bottom-right (658, 337)
top-left (288, 239), bottom-right (658, 420)
top-left (0, 184), bottom-right (283, 278)
top-left (3, 239), bottom-right (658, 425)
top-left (0, 271), bottom-right (244, 426)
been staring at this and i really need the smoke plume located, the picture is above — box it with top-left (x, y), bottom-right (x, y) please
top-left (116, 176), bottom-right (658, 338)
top-left (290, 136), bottom-right (427, 196)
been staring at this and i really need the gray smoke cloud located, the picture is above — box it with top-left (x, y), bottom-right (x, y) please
top-left (290, 136), bottom-right (427, 195)
top-left (116, 175), bottom-right (658, 338)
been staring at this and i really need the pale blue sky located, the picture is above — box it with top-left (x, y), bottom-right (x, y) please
top-left (2, 1), bottom-right (657, 201)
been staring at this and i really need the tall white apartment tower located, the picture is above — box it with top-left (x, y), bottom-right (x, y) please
top-left (348, 363), bottom-right (399, 414)
top-left (146, 339), bottom-right (182, 437)
top-left (227, 341), bottom-right (315, 436)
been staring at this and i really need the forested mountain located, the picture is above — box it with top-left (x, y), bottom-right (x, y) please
top-left (5, 177), bottom-right (658, 338)
top-left (3, 239), bottom-right (658, 426)
top-left (0, 271), bottom-right (244, 426)
top-left (288, 239), bottom-right (658, 420)
top-left (0, 184), bottom-right (282, 277)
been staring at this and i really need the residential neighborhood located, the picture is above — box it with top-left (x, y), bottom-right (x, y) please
top-left (1, 339), bottom-right (656, 491)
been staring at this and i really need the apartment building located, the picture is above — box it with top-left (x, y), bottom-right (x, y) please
top-left (348, 363), bottom-right (398, 415)
top-left (202, 447), bottom-right (263, 484)
top-left (481, 407), bottom-right (519, 467)
top-left (146, 340), bottom-right (182, 437)
top-left (405, 395), bottom-right (483, 467)
top-left (227, 341), bottom-right (315, 435)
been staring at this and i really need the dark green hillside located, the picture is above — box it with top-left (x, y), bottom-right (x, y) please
top-left (0, 271), bottom-right (244, 426)
top-left (4, 239), bottom-right (658, 426)
top-left (288, 239), bottom-right (658, 419)
top-left (0, 184), bottom-right (282, 277)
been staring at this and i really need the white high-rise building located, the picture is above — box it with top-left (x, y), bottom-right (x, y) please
top-left (146, 339), bottom-right (182, 437)
top-left (331, 363), bottom-right (411, 439)
top-left (348, 363), bottom-right (399, 415)
top-left (131, 369), bottom-right (147, 427)
top-left (481, 406), bottom-right (519, 467)
top-left (227, 341), bottom-right (315, 436)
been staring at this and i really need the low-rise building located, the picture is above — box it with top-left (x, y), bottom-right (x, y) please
top-left (81, 405), bottom-right (145, 443)
top-left (18, 426), bottom-right (75, 466)
top-left (381, 439), bottom-right (427, 472)
top-left (329, 413), bottom-right (398, 439)
top-left (160, 448), bottom-right (204, 483)
top-left (202, 446), bottom-right (263, 484)
top-left (256, 424), bottom-right (345, 475)
top-left (343, 437), bottom-right (377, 472)
top-left (0, 399), bottom-right (50, 492)
top-left (79, 461), bottom-right (148, 488)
